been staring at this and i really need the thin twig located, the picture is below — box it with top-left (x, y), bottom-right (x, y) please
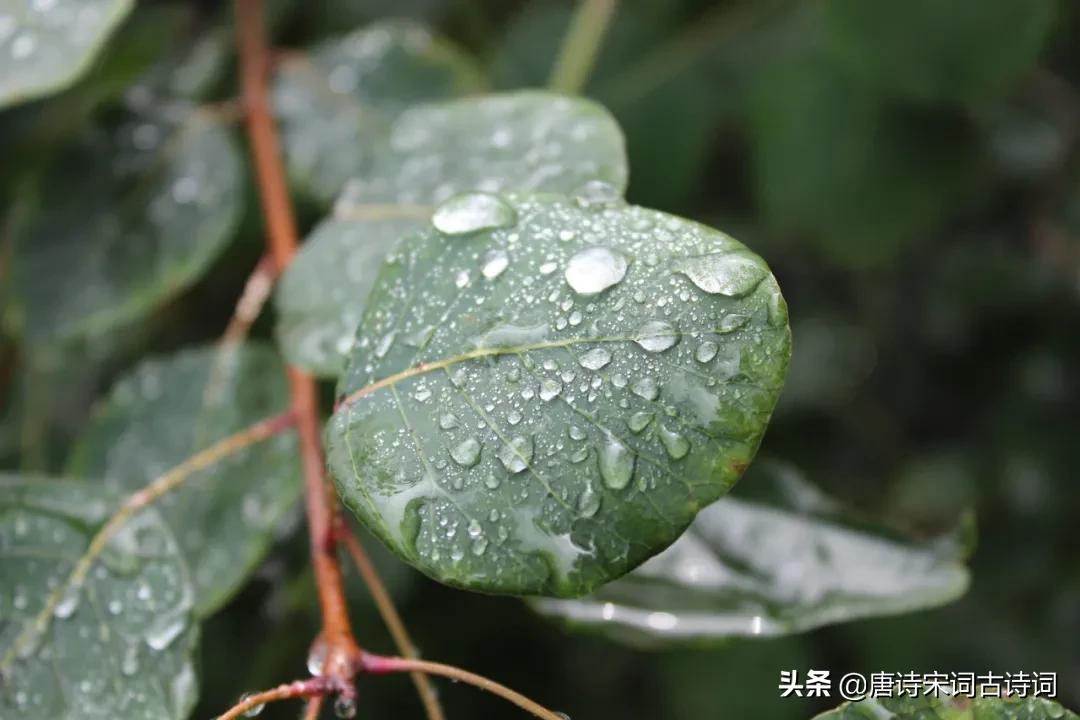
top-left (216, 677), bottom-right (330, 720)
top-left (234, 0), bottom-right (361, 678)
top-left (548, 0), bottom-right (618, 94)
top-left (361, 654), bottom-right (566, 720)
top-left (339, 522), bottom-right (445, 720)
top-left (0, 412), bottom-right (296, 671)
top-left (220, 254), bottom-right (276, 349)
top-left (301, 695), bottom-right (324, 720)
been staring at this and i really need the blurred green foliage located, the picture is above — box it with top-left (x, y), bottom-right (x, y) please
top-left (1, 0), bottom-right (1078, 717)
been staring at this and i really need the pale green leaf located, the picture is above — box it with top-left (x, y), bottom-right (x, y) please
top-left (0, 0), bottom-right (134, 109)
top-left (276, 90), bottom-right (629, 377)
top-left (532, 461), bottom-right (972, 646)
top-left (273, 19), bottom-right (482, 207)
top-left (9, 107), bottom-right (243, 348)
top-left (0, 476), bottom-right (199, 719)
top-left (814, 694), bottom-right (1077, 720)
top-left (325, 191), bottom-right (790, 597)
top-left (67, 344), bottom-right (300, 616)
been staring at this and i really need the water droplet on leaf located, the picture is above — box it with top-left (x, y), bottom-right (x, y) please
top-left (565, 247), bottom-right (628, 296)
top-left (432, 192), bottom-right (516, 235)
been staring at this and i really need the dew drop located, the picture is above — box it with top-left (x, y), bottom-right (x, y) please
top-left (307, 634), bottom-right (327, 676)
top-left (439, 413), bottom-right (460, 430)
top-left (481, 249), bottom-right (510, 279)
top-left (432, 192), bottom-right (516, 235)
top-left (598, 435), bottom-right (635, 490)
top-left (565, 247), bottom-right (628, 296)
top-left (506, 409), bottom-right (522, 425)
top-left (450, 437), bottom-right (481, 467)
top-left (498, 436), bottom-right (534, 473)
top-left (695, 341), bottom-right (719, 363)
top-left (471, 537), bottom-right (489, 556)
top-left (627, 411), bottom-right (653, 434)
top-left (334, 696), bottom-right (357, 719)
top-left (658, 426), bottom-right (690, 459)
top-left (577, 485), bottom-right (601, 518)
top-left (573, 180), bottom-right (621, 209)
top-left (240, 692), bottom-right (265, 717)
top-left (578, 347), bottom-right (612, 370)
top-left (631, 377), bottom-right (659, 401)
top-left (568, 425), bottom-right (587, 441)
top-left (53, 584), bottom-right (81, 619)
top-left (539, 378), bottom-right (563, 401)
top-left (634, 320), bottom-right (679, 352)
top-left (673, 252), bottom-right (767, 297)
top-left (145, 614), bottom-right (186, 651)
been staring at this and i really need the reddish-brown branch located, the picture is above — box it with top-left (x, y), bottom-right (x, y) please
top-left (360, 654), bottom-right (566, 720)
top-left (301, 696), bottom-right (325, 720)
top-left (220, 254), bottom-right (276, 348)
top-left (234, 0), bottom-right (360, 680)
top-left (216, 677), bottom-right (330, 720)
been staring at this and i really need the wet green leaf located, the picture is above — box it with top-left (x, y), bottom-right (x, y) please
top-left (814, 694), bottom-right (1077, 720)
top-left (0, 0), bottom-right (134, 109)
top-left (325, 192), bottom-right (790, 597)
top-left (273, 19), bottom-right (482, 207)
top-left (825, 0), bottom-right (1058, 104)
top-left (276, 90), bottom-right (629, 377)
top-left (532, 461), bottom-right (971, 646)
top-left (67, 344), bottom-right (300, 616)
top-left (0, 476), bottom-right (199, 719)
top-left (8, 105), bottom-right (243, 349)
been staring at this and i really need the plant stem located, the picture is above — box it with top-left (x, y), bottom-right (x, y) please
top-left (301, 696), bottom-right (324, 720)
top-left (233, 0), bottom-right (362, 678)
top-left (340, 522), bottom-right (445, 720)
top-left (220, 253), bottom-right (275, 349)
top-left (548, 0), bottom-right (618, 94)
top-left (361, 654), bottom-right (567, 720)
top-left (216, 677), bottom-right (329, 720)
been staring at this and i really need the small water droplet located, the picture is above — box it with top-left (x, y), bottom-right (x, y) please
top-left (498, 436), bottom-right (534, 473)
top-left (565, 247), bottom-right (628, 296)
top-left (673, 252), bottom-right (767, 297)
top-left (307, 634), bottom-right (327, 675)
top-left (573, 180), bottom-right (621, 209)
top-left (432, 192), bottom-right (517, 235)
top-left (578, 347), bottom-right (612, 370)
top-left (577, 485), bottom-right (601, 517)
top-left (695, 341), bottom-right (719, 363)
top-left (598, 435), bottom-right (635, 490)
top-left (334, 696), bottom-right (357, 718)
top-left (482, 249), bottom-right (510, 279)
top-left (539, 378), bottom-right (563, 401)
top-left (240, 692), bottom-right (265, 717)
top-left (658, 426), bottom-right (690, 459)
top-left (635, 320), bottom-right (679, 352)
top-left (53, 584), bottom-right (81, 619)
top-left (450, 437), bottom-right (481, 467)
top-left (439, 413), bottom-right (460, 430)
top-left (568, 425), bottom-right (587, 441)
top-left (627, 411), bottom-right (653, 433)
top-left (631, 377), bottom-right (659, 401)
top-left (471, 537), bottom-right (489, 556)
top-left (145, 613), bottom-right (186, 651)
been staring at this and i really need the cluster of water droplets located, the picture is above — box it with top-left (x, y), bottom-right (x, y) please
top-left (0, 0), bottom-right (112, 74)
top-left (329, 186), bottom-right (789, 594)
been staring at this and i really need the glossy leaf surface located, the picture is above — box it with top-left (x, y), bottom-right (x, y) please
top-left (326, 192), bottom-right (790, 597)
top-left (276, 90), bottom-right (628, 376)
top-left (532, 461), bottom-right (972, 645)
top-left (0, 0), bottom-right (133, 109)
top-left (0, 476), bottom-right (198, 719)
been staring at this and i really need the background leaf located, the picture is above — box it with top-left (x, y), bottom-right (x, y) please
top-left (532, 461), bottom-right (971, 647)
top-left (814, 694), bottom-right (1077, 720)
top-left (0, 476), bottom-right (199, 719)
top-left (67, 344), bottom-right (300, 616)
top-left (8, 105), bottom-right (243, 349)
top-left (275, 90), bottom-right (629, 377)
top-left (325, 191), bottom-right (790, 597)
top-left (273, 19), bottom-right (482, 207)
top-left (0, 0), bottom-right (134, 109)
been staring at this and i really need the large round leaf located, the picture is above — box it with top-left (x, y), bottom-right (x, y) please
top-left (0, 476), bottom-right (199, 719)
top-left (67, 344), bottom-right (300, 616)
top-left (325, 191), bottom-right (791, 597)
top-left (9, 106), bottom-right (243, 348)
top-left (276, 90), bottom-right (629, 377)
top-left (0, 0), bottom-right (134, 109)
top-left (532, 461), bottom-right (972, 646)
top-left (273, 19), bottom-right (482, 207)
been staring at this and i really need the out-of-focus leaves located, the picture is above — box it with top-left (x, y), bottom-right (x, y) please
top-left (275, 90), bottom-right (628, 376)
top-left (532, 461), bottom-right (971, 646)
top-left (0, 0), bottom-right (134, 109)
top-left (824, 0), bottom-right (1059, 105)
top-left (748, 53), bottom-right (982, 266)
top-left (273, 20), bottom-right (482, 207)
top-left (814, 694), bottom-right (1077, 720)
top-left (0, 476), bottom-right (199, 719)
top-left (7, 103), bottom-right (243, 349)
top-left (67, 344), bottom-right (300, 616)
top-left (325, 191), bottom-right (790, 596)
top-left (776, 317), bottom-right (877, 414)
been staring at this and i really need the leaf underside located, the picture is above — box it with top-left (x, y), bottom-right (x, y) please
top-left (276, 90), bottom-right (629, 377)
top-left (326, 192), bottom-right (791, 597)
top-left (0, 477), bottom-right (198, 720)
top-left (532, 461), bottom-right (971, 646)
